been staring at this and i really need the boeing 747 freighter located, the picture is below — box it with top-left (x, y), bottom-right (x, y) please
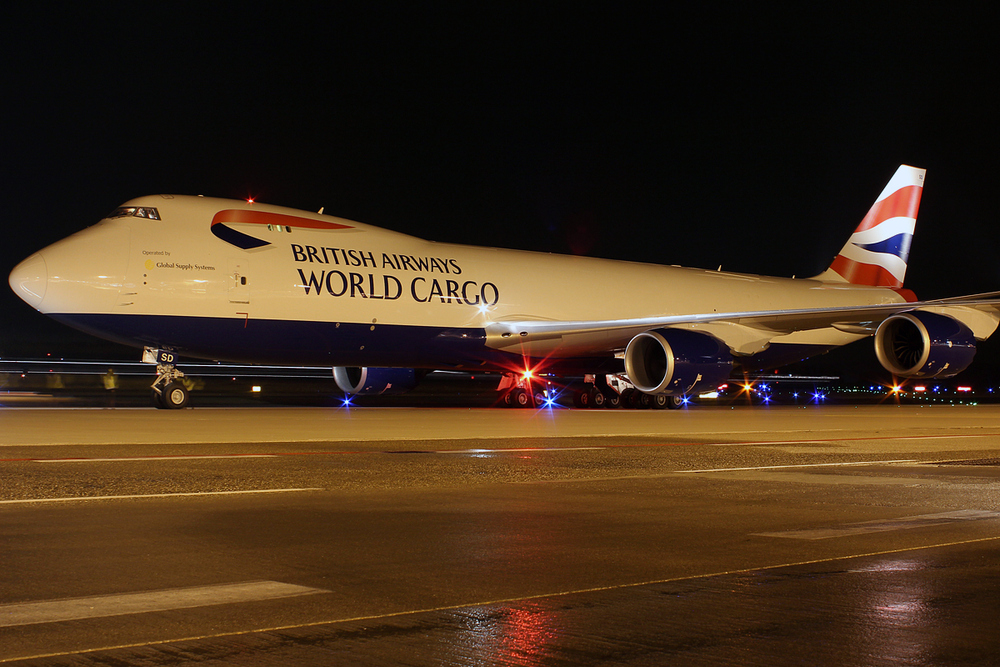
top-left (10, 165), bottom-right (1000, 408)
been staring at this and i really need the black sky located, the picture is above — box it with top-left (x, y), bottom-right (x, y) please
top-left (2, 6), bottom-right (999, 378)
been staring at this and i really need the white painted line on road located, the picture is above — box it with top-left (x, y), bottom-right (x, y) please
top-left (437, 446), bottom-right (606, 454)
top-left (707, 433), bottom-right (1000, 447)
top-left (755, 509), bottom-right (1000, 540)
top-left (0, 488), bottom-right (323, 505)
top-left (36, 455), bottom-right (279, 462)
top-left (676, 459), bottom-right (917, 473)
top-left (0, 580), bottom-right (327, 628)
top-left (14, 534), bottom-right (1000, 663)
top-left (5, 431), bottom-right (1000, 460)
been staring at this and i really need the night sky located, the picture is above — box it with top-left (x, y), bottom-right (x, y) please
top-left (3, 6), bottom-right (999, 380)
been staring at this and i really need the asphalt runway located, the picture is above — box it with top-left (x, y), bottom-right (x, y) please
top-left (3, 405), bottom-right (1000, 665)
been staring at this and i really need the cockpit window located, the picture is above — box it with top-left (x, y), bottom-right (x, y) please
top-left (108, 206), bottom-right (161, 220)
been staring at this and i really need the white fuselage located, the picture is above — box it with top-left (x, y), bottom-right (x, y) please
top-left (9, 195), bottom-right (906, 371)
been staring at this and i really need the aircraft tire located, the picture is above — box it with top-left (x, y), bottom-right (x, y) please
top-left (602, 390), bottom-right (622, 408)
top-left (625, 389), bottom-right (649, 409)
top-left (151, 389), bottom-right (166, 409)
top-left (588, 386), bottom-right (606, 408)
top-left (573, 389), bottom-right (589, 408)
top-left (666, 395), bottom-right (685, 410)
top-left (509, 387), bottom-right (530, 408)
top-left (651, 394), bottom-right (669, 410)
top-left (620, 388), bottom-right (635, 408)
top-left (163, 382), bottom-right (190, 409)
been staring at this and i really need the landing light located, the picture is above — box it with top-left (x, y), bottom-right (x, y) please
top-left (251, 386), bottom-right (262, 393)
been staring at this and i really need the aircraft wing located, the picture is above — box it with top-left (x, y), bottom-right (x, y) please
top-left (484, 294), bottom-right (1000, 358)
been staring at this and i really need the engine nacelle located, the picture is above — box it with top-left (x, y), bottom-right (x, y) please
top-left (624, 328), bottom-right (733, 395)
top-left (874, 311), bottom-right (976, 379)
top-left (333, 367), bottom-right (420, 395)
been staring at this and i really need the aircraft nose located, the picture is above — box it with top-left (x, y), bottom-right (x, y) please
top-left (9, 252), bottom-right (48, 310)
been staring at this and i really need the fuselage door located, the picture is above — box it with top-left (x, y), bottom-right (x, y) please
top-left (114, 223), bottom-right (136, 307)
top-left (229, 261), bottom-right (250, 304)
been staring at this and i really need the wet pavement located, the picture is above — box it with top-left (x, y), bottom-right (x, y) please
top-left (52, 542), bottom-right (998, 667)
top-left (2, 405), bottom-right (1000, 665)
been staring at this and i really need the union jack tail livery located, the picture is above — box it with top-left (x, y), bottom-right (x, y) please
top-left (821, 164), bottom-right (925, 288)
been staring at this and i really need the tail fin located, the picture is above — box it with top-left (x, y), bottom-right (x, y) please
top-left (816, 164), bottom-right (925, 287)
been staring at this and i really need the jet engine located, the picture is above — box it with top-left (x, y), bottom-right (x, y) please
top-left (874, 311), bottom-right (976, 378)
top-left (623, 328), bottom-right (733, 395)
top-left (333, 367), bottom-right (421, 395)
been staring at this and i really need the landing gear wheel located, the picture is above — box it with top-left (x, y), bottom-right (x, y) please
top-left (651, 394), bottom-right (669, 410)
top-left (509, 387), bottom-right (531, 408)
top-left (666, 395), bottom-right (686, 410)
top-left (602, 390), bottom-right (622, 409)
top-left (573, 389), bottom-right (590, 408)
top-left (151, 389), bottom-right (166, 409)
top-left (624, 389), bottom-right (650, 409)
top-left (588, 386), bottom-right (606, 408)
top-left (620, 388), bottom-right (636, 409)
top-left (162, 382), bottom-right (189, 409)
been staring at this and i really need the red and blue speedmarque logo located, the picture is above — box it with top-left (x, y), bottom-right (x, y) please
top-left (211, 209), bottom-right (353, 250)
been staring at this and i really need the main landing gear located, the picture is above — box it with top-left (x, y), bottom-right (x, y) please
top-left (496, 372), bottom-right (689, 410)
top-left (144, 347), bottom-right (190, 409)
top-left (573, 374), bottom-right (686, 410)
top-left (497, 372), bottom-right (540, 408)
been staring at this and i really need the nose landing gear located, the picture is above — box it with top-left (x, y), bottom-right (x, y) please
top-left (144, 347), bottom-right (190, 409)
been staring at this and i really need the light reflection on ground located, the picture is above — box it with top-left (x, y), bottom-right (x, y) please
top-left (455, 602), bottom-right (559, 666)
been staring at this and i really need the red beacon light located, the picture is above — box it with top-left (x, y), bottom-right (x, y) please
top-left (957, 386), bottom-right (972, 392)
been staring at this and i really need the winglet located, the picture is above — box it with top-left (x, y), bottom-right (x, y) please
top-left (816, 165), bottom-right (925, 287)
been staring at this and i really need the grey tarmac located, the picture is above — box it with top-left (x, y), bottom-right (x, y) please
top-left (2, 405), bottom-right (1000, 665)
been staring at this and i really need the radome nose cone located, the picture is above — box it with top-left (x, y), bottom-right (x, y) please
top-left (9, 252), bottom-right (47, 310)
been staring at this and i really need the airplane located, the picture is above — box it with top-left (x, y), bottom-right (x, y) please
top-left (8, 165), bottom-right (1000, 409)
